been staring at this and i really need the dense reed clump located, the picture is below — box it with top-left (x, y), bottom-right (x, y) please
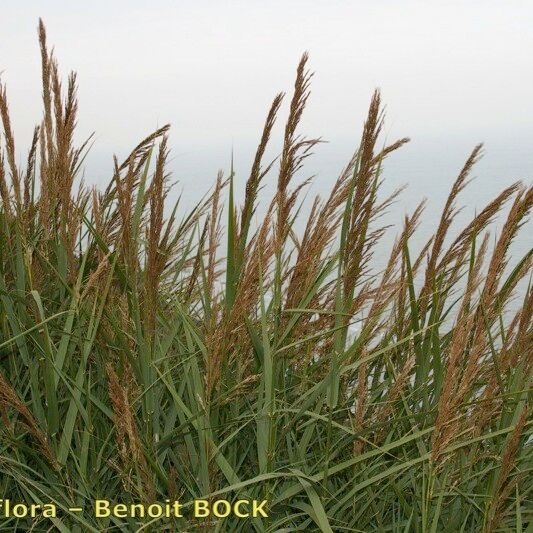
top-left (0, 21), bottom-right (531, 532)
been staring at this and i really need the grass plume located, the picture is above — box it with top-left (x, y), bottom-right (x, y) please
top-left (0, 21), bottom-right (530, 532)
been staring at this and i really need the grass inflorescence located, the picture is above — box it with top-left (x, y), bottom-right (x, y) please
top-left (0, 20), bottom-right (531, 532)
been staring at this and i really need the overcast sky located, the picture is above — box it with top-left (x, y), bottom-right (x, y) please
top-left (1, 0), bottom-right (532, 211)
